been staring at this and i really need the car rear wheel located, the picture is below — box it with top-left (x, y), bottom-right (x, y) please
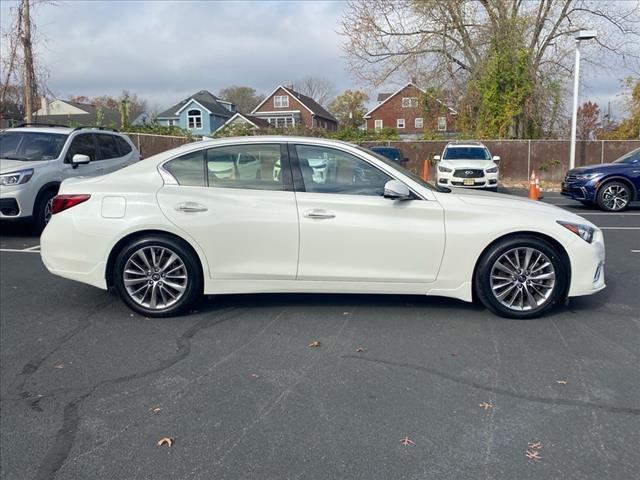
top-left (114, 235), bottom-right (201, 317)
top-left (597, 181), bottom-right (631, 212)
top-left (474, 236), bottom-right (567, 319)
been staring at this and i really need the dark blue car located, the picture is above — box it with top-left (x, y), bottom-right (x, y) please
top-left (368, 146), bottom-right (408, 164)
top-left (561, 148), bottom-right (640, 211)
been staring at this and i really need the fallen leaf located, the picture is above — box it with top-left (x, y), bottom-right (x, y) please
top-left (528, 441), bottom-right (542, 450)
top-left (54, 364), bottom-right (64, 369)
top-left (400, 436), bottom-right (415, 446)
top-left (251, 373), bottom-right (260, 378)
top-left (156, 437), bottom-right (174, 447)
top-left (343, 312), bottom-right (349, 315)
top-left (355, 347), bottom-right (365, 353)
top-left (479, 401), bottom-right (493, 410)
top-left (555, 379), bottom-right (568, 385)
top-left (525, 449), bottom-right (542, 461)
top-left (308, 341), bottom-right (321, 348)
top-left (451, 352), bottom-right (459, 357)
top-left (151, 406), bottom-right (162, 413)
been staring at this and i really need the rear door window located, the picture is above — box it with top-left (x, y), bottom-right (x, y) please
top-left (96, 134), bottom-right (121, 160)
top-left (116, 136), bottom-right (133, 156)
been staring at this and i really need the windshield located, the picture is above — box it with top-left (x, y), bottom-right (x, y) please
top-left (357, 147), bottom-right (443, 192)
top-left (613, 148), bottom-right (640, 165)
top-left (0, 131), bottom-right (68, 161)
top-left (443, 146), bottom-right (491, 160)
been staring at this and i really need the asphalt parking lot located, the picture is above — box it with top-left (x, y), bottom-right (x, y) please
top-left (1, 192), bottom-right (639, 480)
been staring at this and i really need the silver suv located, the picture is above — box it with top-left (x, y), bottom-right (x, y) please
top-left (0, 124), bottom-right (139, 231)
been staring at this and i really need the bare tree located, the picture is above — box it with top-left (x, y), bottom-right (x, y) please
top-left (293, 76), bottom-right (336, 107)
top-left (576, 100), bottom-right (600, 139)
top-left (1, 0), bottom-right (50, 125)
top-left (340, 0), bottom-right (640, 138)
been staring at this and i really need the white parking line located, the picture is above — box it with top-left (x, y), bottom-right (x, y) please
top-left (632, 250), bottom-right (640, 253)
top-left (0, 245), bottom-right (40, 253)
top-left (579, 212), bottom-right (640, 216)
top-left (599, 227), bottom-right (640, 230)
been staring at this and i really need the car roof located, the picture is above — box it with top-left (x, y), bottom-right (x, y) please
top-left (4, 126), bottom-right (73, 134)
top-left (444, 141), bottom-right (486, 148)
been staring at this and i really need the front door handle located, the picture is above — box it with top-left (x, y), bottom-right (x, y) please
top-left (175, 202), bottom-right (208, 213)
top-left (304, 209), bottom-right (335, 219)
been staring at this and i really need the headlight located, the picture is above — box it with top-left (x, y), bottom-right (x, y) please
top-left (557, 220), bottom-right (595, 243)
top-left (573, 173), bottom-right (599, 181)
top-left (438, 165), bottom-right (453, 173)
top-left (0, 169), bottom-right (34, 186)
top-left (486, 166), bottom-right (498, 173)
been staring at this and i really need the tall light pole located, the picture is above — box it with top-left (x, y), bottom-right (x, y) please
top-left (569, 30), bottom-right (597, 170)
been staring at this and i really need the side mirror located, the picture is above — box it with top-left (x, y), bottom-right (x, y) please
top-left (492, 155), bottom-right (501, 163)
top-left (433, 155), bottom-right (441, 161)
top-left (72, 154), bottom-right (91, 169)
top-left (383, 180), bottom-right (411, 200)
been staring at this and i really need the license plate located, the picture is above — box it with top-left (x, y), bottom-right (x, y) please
top-left (463, 179), bottom-right (475, 186)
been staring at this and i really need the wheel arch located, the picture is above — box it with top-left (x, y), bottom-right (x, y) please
top-left (596, 176), bottom-right (637, 200)
top-left (34, 182), bottom-right (61, 204)
top-left (471, 231), bottom-right (572, 302)
top-left (105, 229), bottom-right (205, 291)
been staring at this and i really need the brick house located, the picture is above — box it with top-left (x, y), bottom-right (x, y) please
top-left (251, 85), bottom-right (338, 131)
top-left (364, 82), bottom-right (457, 138)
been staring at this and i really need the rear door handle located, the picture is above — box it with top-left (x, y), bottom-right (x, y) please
top-left (175, 202), bottom-right (208, 213)
top-left (303, 209), bottom-right (335, 219)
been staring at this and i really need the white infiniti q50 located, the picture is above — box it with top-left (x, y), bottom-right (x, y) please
top-left (41, 137), bottom-right (605, 319)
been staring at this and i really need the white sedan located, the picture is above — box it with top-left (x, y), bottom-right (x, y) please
top-left (41, 137), bottom-right (606, 319)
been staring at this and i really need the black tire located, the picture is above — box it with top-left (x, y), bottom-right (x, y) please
top-left (113, 235), bottom-right (202, 317)
top-left (32, 188), bottom-right (58, 234)
top-left (474, 235), bottom-right (568, 319)
top-left (596, 181), bottom-right (631, 212)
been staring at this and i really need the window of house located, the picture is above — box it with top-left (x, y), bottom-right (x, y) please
top-left (268, 117), bottom-right (294, 128)
top-left (274, 95), bottom-right (289, 108)
top-left (402, 97), bottom-right (418, 108)
top-left (187, 109), bottom-right (202, 129)
top-left (437, 116), bottom-right (447, 131)
top-left (415, 117), bottom-right (424, 128)
top-left (295, 145), bottom-right (391, 196)
top-left (397, 118), bottom-right (405, 129)
top-left (374, 119), bottom-right (383, 130)
top-left (167, 119), bottom-right (175, 126)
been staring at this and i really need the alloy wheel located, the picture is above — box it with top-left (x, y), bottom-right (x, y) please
top-left (123, 246), bottom-right (189, 310)
top-left (601, 184), bottom-right (629, 211)
top-left (44, 197), bottom-right (54, 225)
top-left (489, 247), bottom-right (556, 311)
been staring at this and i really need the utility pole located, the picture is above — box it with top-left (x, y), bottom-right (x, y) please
top-left (21, 0), bottom-right (36, 123)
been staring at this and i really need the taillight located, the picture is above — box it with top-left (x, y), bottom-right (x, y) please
top-left (51, 194), bottom-right (91, 215)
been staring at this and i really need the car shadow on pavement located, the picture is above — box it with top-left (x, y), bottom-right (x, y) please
top-left (0, 221), bottom-right (37, 238)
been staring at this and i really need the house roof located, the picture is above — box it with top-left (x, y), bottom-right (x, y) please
top-left (213, 112), bottom-right (273, 133)
top-left (34, 101), bottom-right (122, 127)
top-left (364, 82), bottom-right (458, 118)
top-left (157, 90), bottom-right (234, 119)
top-left (252, 85), bottom-right (337, 123)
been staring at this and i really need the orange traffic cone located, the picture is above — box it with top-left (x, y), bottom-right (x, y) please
top-left (422, 159), bottom-right (429, 181)
top-left (535, 175), bottom-right (542, 200)
top-left (528, 171), bottom-right (539, 200)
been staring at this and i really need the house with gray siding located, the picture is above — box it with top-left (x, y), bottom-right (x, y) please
top-left (157, 90), bottom-right (235, 135)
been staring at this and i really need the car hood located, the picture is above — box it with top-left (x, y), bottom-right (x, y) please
top-left (439, 160), bottom-right (496, 170)
top-left (569, 163), bottom-right (627, 174)
top-left (0, 159), bottom-right (46, 174)
top-left (449, 187), bottom-right (594, 225)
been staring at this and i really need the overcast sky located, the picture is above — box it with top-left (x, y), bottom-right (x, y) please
top-left (0, 0), bottom-right (635, 117)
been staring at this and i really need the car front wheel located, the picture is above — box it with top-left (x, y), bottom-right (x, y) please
top-left (113, 235), bottom-right (202, 317)
top-left (474, 236), bottom-right (567, 319)
top-left (597, 181), bottom-right (631, 212)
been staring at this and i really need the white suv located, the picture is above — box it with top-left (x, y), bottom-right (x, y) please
top-left (0, 124), bottom-right (139, 231)
top-left (435, 142), bottom-right (500, 191)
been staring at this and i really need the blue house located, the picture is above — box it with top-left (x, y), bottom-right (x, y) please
top-left (157, 90), bottom-right (235, 135)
